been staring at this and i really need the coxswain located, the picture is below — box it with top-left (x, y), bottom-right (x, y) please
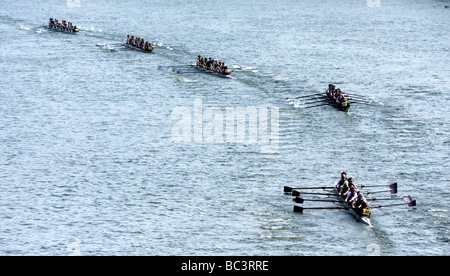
top-left (352, 191), bottom-right (371, 210)
top-left (223, 66), bottom-right (230, 75)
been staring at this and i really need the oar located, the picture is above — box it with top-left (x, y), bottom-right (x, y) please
top-left (303, 103), bottom-right (333, 109)
top-left (371, 196), bottom-right (416, 209)
top-left (348, 101), bottom-right (378, 106)
top-left (364, 190), bottom-right (395, 195)
top-left (292, 190), bottom-right (394, 197)
top-left (157, 65), bottom-right (194, 69)
top-left (345, 94), bottom-right (367, 99)
top-left (284, 186), bottom-right (336, 193)
top-left (293, 197), bottom-right (340, 204)
top-left (287, 92), bottom-right (324, 100)
top-left (96, 42), bottom-right (122, 46)
top-left (344, 93), bottom-right (368, 99)
top-left (293, 206), bottom-right (350, 213)
top-left (301, 97), bottom-right (327, 104)
top-left (346, 97), bottom-right (371, 102)
top-left (367, 195), bottom-right (411, 201)
top-left (285, 183), bottom-right (396, 192)
top-left (358, 183), bottom-right (397, 189)
top-left (291, 191), bottom-right (335, 197)
top-left (300, 94), bottom-right (326, 99)
top-left (356, 183), bottom-right (397, 195)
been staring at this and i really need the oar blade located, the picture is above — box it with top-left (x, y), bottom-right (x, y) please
top-left (293, 197), bottom-right (304, 204)
top-left (293, 206), bottom-right (304, 213)
top-left (292, 190), bottom-right (300, 197)
top-left (390, 183), bottom-right (398, 194)
top-left (284, 186), bottom-right (294, 193)
top-left (403, 196), bottom-right (416, 207)
top-left (402, 195), bottom-right (412, 203)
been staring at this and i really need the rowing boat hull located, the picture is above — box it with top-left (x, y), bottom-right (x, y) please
top-left (121, 43), bottom-right (153, 53)
top-left (325, 93), bottom-right (350, 111)
top-left (196, 66), bottom-right (232, 78)
top-left (333, 183), bottom-right (372, 226)
top-left (44, 25), bottom-right (79, 35)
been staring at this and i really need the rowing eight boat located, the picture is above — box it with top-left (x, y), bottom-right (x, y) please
top-left (333, 182), bottom-right (372, 226)
top-left (43, 24), bottom-right (79, 35)
top-left (325, 93), bottom-right (350, 111)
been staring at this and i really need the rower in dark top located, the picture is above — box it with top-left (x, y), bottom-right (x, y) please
top-left (326, 84), bottom-right (336, 97)
top-left (336, 172), bottom-right (348, 194)
top-left (337, 172), bottom-right (347, 186)
top-left (352, 191), bottom-right (370, 210)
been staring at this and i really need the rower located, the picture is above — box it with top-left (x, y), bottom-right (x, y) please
top-left (336, 91), bottom-right (345, 102)
top-left (340, 177), bottom-right (355, 196)
top-left (206, 58), bottom-right (213, 70)
top-left (336, 172), bottom-right (348, 190)
top-left (352, 191), bottom-right (371, 210)
top-left (326, 84), bottom-right (335, 97)
top-left (344, 183), bottom-right (358, 203)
